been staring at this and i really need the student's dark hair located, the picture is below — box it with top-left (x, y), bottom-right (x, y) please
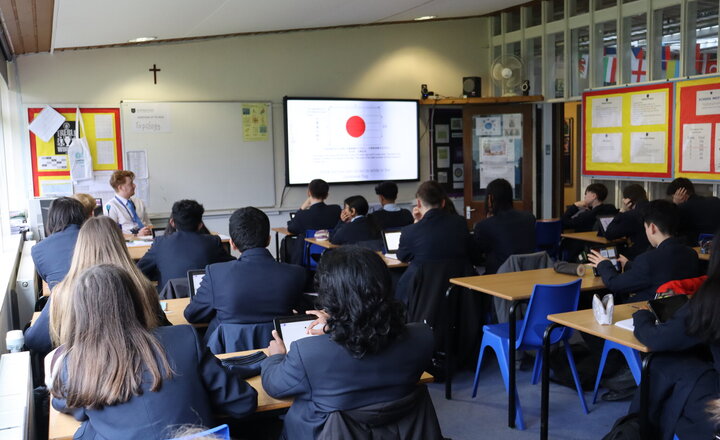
top-left (316, 246), bottom-right (406, 358)
top-left (443, 196), bottom-right (458, 215)
top-left (308, 179), bottom-right (330, 199)
top-left (585, 183), bottom-right (608, 202)
top-left (622, 184), bottom-right (648, 205)
top-left (687, 230), bottom-right (720, 343)
top-left (642, 199), bottom-right (679, 236)
top-left (344, 195), bottom-right (369, 216)
top-left (229, 207), bottom-right (269, 252)
top-left (170, 200), bottom-right (204, 232)
top-left (485, 178), bottom-right (514, 215)
top-left (375, 182), bottom-right (399, 201)
top-left (666, 177), bottom-right (696, 196)
top-left (46, 197), bottom-right (86, 235)
top-left (416, 180), bottom-right (446, 208)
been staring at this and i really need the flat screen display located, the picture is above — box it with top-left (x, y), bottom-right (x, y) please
top-left (284, 97), bottom-right (419, 185)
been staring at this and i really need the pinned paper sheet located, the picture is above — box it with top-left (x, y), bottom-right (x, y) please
top-left (126, 150), bottom-right (148, 179)
top-left (592, 133), bottom-right (623, 163)
top-left (94, 114), bottom-right (114, 139)
top-left (29, 106), bottom-right (66, 142)
top-left (630, 132), bottom-right (665, 163)
top-left (592, 293), bottom-right (614, 325)
top-left (591, 96), bottom-right (622, 128)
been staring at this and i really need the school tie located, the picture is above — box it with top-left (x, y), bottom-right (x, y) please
top-left (126, 199), bottom-right (145, 229)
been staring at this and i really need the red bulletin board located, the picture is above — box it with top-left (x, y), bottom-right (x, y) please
top-left (28, 107), bottom-right (123, 197)
top-left (674, 76), bottom-right (720, 180)
top-left (582, 83), bottom-right (673, 178)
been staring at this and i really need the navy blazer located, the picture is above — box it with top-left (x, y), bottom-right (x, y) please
top-left (329, 217), bottom-right (380, 245)
top-left (261, 323), bottom-right (434, 440)
top-left (287, 202), bottom-right (342, 235)
top-left (473, 209), bottom-right (536, 275)
top-left (678, 194), bottom-right (720, 245)
top-left (53, 325), bottom-right (257, 439)
top-left (184, 248), bottom-right (306, 337)
top-left (137, 230), bottom-right (233, 289)
top-left (561, 203), bottom-right (618, 232)
top-left (24, 298), bottom-right (53, 355)
top-left (604, 200), bottom-right (651, 260)
top-left (31, 224), bottom-right (80, 290)
top-left (369, 208), bottom-right (414, 230)
top-left (596, 237), bottom-right (700, 302)
top-left (396, 208), bottom-right (479, 265)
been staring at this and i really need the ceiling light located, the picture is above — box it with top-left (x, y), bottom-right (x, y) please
top-left (128, 37), bottom-right (157, 43)
top-left (414, 16), bottom-right (436, 21)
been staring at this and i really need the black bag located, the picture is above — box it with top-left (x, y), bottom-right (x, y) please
top-left (602, 413), bottom-right (641, 440)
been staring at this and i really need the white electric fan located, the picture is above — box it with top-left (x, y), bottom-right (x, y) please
top-left (491, 55), bottom-right (525, 96)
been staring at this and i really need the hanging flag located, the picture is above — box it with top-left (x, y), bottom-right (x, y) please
top-left (630, 47), bottom-right (647, 83)
top-left (695, 43), bottom-right (703, 73)
top-left (603, 55), bottom-right (617, 84)
top-left (661, 45), bottom-right (672, 70)
top-left (578, 54), bottom-right (589, 79)
top-left (707, 58), bottom-right (718, 74)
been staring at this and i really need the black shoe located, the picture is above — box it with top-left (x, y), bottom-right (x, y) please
top-left (601, 367), bottom-right (636, 390)
top-left (601, 386), bottom-right (637, 402)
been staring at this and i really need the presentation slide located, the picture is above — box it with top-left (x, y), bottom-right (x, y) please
top-left (285, 98), bottom-right (419, 185)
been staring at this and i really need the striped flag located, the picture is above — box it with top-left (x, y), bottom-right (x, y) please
top-left (630, 47), bottom-right (646, 83)
top-left (662, 45), bottom-right (679, 78)
top-left (603, 47), bottom-right (617, 84)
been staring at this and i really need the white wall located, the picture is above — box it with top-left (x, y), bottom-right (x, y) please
top-left (11, 18), bottom-right (490, 213)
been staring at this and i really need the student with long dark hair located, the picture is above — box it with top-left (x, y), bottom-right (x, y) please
top-left (329, 195), bottom-right (381, 245)
top-left (261, 247), bottom-right (440, 439)
top-left (49, 264), bottom-right (257, 439)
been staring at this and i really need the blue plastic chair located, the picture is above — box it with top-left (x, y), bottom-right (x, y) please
top-left (591, 340), bottom-right (642, 403)
top-left (168, 424), bottom-right (230, 440)
top-left (302, 229), bottom-right (331, 270)
top-left (535, 219), bottom-right (562, 260)
top-left (471, 279), bottom-right (588, 430)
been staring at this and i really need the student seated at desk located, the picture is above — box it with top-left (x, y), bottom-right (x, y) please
top-left (286, 179), bottom-right (342, 264)
top-left (604, 184), bottom-right (650, 260)
top-left (368, 181), bottom-right (413, 229)
top-left (561, 182), bottom-right (618, 232)
top-left (49, 264), bottom-right (257, 440)
top-left (667, 177), bottom-right (720, 245)
top-left (31, 197), bottom-right (85, 291)
top-left (71, 193), bottom-right (97, 219)
top-left (137, 200), bottom-right (233, 289)
top-left (261, 247), bottom-right (440, 439)
top-left (588, 200), bottom-right (700, 303)
top-left (330, 195), bottom-right (381, 246)
top-left (25, 216), bottom-right (170, 356)
top-left (184, 207), bottom-right (306, 338)
top-left (105, 170), bottom-right (153, 236)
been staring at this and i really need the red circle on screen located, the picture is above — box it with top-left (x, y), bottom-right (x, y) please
top-left (346, 116), bottom-right (366, 137)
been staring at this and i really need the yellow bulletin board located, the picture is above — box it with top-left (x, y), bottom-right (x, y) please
top-left (29, 107), bottom-right (123, 196)
top-left (582, 83), bottom-right (673, 178)
top-left (674, 76), bottom-right (720, 180)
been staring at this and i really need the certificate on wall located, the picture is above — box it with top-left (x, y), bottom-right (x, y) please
top-left (591, 133), bottom-right (622, 163)
top-left (630, 92), bottom-right (667, 126)
top-left (591, 97), bottom-right (622, 128)
top-left (630, 132), bottom-right (665, 163)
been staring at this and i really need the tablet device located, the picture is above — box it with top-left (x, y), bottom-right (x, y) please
top-left (273, 314), bottom-right (318, 352)
top-left (591, 246), bottom-right (621, 275)
top-left (382, 229), bottom-right (402, 259)
top-left (597, 215), bottom-right (616, 234)
top-left (289, 212), bottom-right (296, 220)
top-left (648, 295), bottom-right (688, 323)
top-left (187, 269), bottom-right (206, 298)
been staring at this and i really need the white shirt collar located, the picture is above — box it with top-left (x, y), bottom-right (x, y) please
top-left (351, 215), bottom-right (365, 222)
top-left (115, 194), bottom-right (129, 204)
top-left (383, 203), bottom-right (400, 212)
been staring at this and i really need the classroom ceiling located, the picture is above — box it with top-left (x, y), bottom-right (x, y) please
top-left (0, 0), bottom-right (528, 56)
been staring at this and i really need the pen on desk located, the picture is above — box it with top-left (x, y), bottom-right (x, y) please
top-left (630, 305), bottom-right (640, 309)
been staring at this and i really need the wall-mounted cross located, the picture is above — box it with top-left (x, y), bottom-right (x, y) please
top-left (149, 64), bottom-right (161, 84)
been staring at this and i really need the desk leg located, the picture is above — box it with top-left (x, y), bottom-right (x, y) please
top-left (275, 231), bottom-right (280, 262)
top-left (444, 285), bottom-right (458, 400)
top-left (640, 352), bottom-right (654, 439)
top-left (508, 300), bottom-right (517, 429)
top-left (541, 323), bottom-right (560, 440)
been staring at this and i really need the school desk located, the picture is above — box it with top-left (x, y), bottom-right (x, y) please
top-left (303, 238), bottom-right (408, 269)
top-left (125, 235), bottom-right (231, 260)
top-left (560, 231), bottom-right (626, 245)
top-left (271, 227), bottom-right (294, 262)
top-left (694, 247), bottom-right (710, 261)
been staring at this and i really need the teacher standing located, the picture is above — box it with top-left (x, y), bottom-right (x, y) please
top-left (106, 170), bottom-right (152, 236)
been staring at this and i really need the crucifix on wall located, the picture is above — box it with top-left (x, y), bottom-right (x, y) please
top-left (149, 64), bottom-right (161, 84)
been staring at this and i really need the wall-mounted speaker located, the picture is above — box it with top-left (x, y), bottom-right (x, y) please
top-left (463, 76), bottom-right (482, 97)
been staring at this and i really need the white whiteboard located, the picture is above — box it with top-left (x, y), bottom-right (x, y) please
top-left (120, 101), bottom-right (275, 214)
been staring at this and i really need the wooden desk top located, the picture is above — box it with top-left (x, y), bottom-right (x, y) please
top-left (271, 227), bottom-right (293, 236)
top-left (694, 247), bottom-right (711, 261)
top-left (304, 237), bottom-right (338, 249)
top-left (449, 267), bottom-right (606, 301)
top-left (303, 239), bottom-right (407, 268)
top-left (49, 349), bottom-right (433, 440)
top-left (126, 234), bottom-right (230, 260)
top-left (560, 231), bottom-right (625, 245)
top-left (548, 302), bottom-right (649, 353)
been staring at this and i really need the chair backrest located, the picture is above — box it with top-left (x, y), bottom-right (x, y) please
top-left (303, 229), bottom-right (329, 269)
top-left (168, 424), bottom-right (230, 440)
top-left (205, 322), bottom-right (274, 354)
top-left (517, 278), bottom-right (582, 349)
top-left (535, 219), bottom-right (562, 257)
top-left (497, 251), bottom-right (553, 274)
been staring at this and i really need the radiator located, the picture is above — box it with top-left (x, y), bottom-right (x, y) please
top-left (14, 241), bottom-right (37, 328)
top-left (0, 352), bottom-right (34, 439)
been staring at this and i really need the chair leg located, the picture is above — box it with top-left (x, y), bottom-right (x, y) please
top-left (621, 346), bottom-right (642, 385)
top-left (471, 342), bottom-right (489, 398)
top-left (592, 341), bottom-right (613, 404)
top-left (531, 349), bottom-right (543, 385)
top-left (564, 342), bottom-right (589, 414)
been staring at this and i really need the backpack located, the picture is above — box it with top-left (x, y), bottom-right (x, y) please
top-left (602, 413), bottom-right (642, 440)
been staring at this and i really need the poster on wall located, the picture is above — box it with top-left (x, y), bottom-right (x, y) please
top-left (675, 77), bottom-right (720, 180)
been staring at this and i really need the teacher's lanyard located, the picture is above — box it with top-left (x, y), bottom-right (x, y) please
top-left (115, 196), bottom-right (135, 220)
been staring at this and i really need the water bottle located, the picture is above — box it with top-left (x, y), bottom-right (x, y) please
top-left (5, 330), bottom-right (24, 353)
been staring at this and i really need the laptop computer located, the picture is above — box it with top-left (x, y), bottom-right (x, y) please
top-left (381, 229), bottom-right (402, 260)
top-left (596, 215), bottom-right (616, 236)
top-left (187, 269), bottom-right (206, 298)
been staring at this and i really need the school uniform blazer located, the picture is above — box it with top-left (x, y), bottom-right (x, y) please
top-left (183, 248), bottom-right (306, 337)
top-left (368, 208), bottom-right (414, 230)
top-left (24, 298), bottom-right (53, 355)
top-left (596, 237), bottom-right (700, 302)
top-left (473, 209), bottom-right (536, 275)
top-left (329, 217), bottom-right (380, 245)
top-left (603, 200), bottom-right (651, 260)
top-left (677, 194), bottom-right (720, 245)
top-left (561, 203), bottom-right (618, 232)
top-left (105, 195), bottom-right (151, 234)
top-left (53, 325), bottom-right (257, 439)
top-left (287, 201), bottom-right (342, 235)
top-left (31, 224), bottom-right (80, 290)
top-left (261, 322), bottom-right (434, 440)
top-left (137, 230), bottom-right (234, 289)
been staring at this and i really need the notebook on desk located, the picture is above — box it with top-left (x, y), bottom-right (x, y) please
top-left (382, 229), bottom-right (402, 260)
top-left (187, 269), bottom-right (206, 298)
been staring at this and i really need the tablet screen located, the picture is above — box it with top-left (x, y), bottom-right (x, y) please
top-left (383, 230), bottom-right (402, 253)
top-left (274, 315), bottom-right (318, 352)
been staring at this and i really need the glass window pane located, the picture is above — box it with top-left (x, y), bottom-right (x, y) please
top-left (525, 37), bottom-right (543, 97)
top-left (590, 179), bottom-right (617, 205)
top-left (525, 3), bottom-right (542, 27)
top-left (647, 181), bottom-right (671, 200)
top-left (595, 20), bottom-right (618, 87)
top-left (506, 9), bottom-right (521, 33)
top-left (547, 0), bottom-right (564, 22)
top-left (622, 14), bottom-right (648, 84)
top-left (492, 15), bottom-right (502, 36)
top-left (689, 0), bottom-right (719, 75)
top-left (695, 183), bottom-right (715, 197)
top-left (571, 27), bottom-right (590, 96)
top-left (506, 41), bottom-right (521, 58)
top-left (570, 0), bottom-right (590, 16)
top-left (548, 32), bottom-right (565, 98)
top-left (595, 0), bottom-right (617, 11)
top-left (472, 113), bottom-right (524, 201)
top-left (493, 46), bottom-right (503, 96)
top-left (652, 5), bottom-right (682, 80)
